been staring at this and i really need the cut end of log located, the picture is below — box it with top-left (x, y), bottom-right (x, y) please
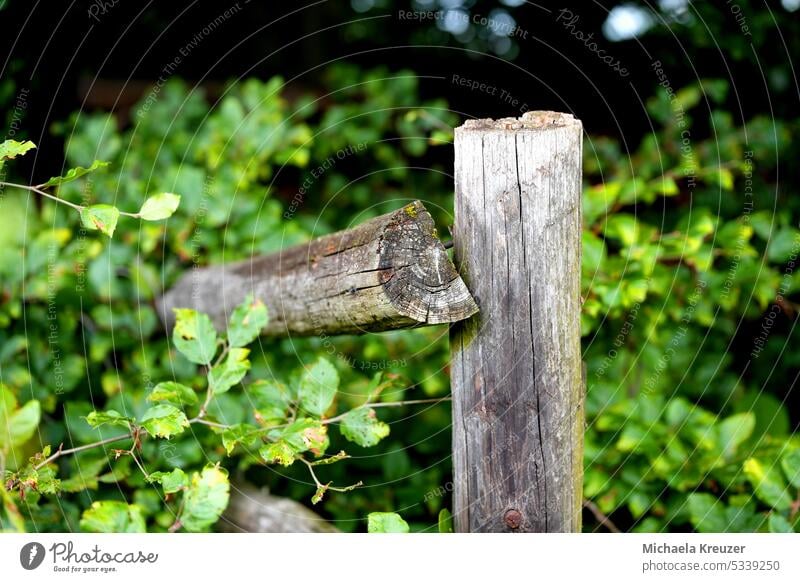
top-left (156, 200), bottom-right (478, 338)
top-left (379, 201), bottom-right (479, 325)
top-left (458, 111), bottom-right (582, 133)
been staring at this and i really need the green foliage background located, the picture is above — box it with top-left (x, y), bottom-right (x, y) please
top-left (1, 2), bottom-right (799, 533)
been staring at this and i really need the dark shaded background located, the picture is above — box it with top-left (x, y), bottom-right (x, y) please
top-left (2, 0), bottom-right (798, 180)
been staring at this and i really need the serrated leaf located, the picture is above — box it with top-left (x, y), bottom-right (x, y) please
top-left (208, 347), bottom-right (250, 394)
top-left (227, 294), bottom-right (268, 347)
top-left (147, 468), bottom-right (187, 494)
top-left (80, 204), bottom-right (120, 237)
top-left (298, 358), bottom-right (338, 416)
top-left (259, 440), bottom-right (296, 466)
top-left (79, 501), bottom-right (146, 533)
top-left (140, 404), bottom-right (189, 439)
top-left (172, 308), bottom-right (218, 365)
top-left (743, 458), bottom-right (792, 511)
top-left (84, 409), bottom-right (132, 430)
top-left (146, 381), bottom-right (198, 407)
top-left (138, 192), bottom-right (180, 220)
top-left (221, 424), bottom-right (258, 455)
top-left (180, 465), bottom-right (230, 532)
top-left (42, 160), bottom-right (109, 188)
top-left (367, 511), bottom-right (409, 533)
top-left (340, 407), bottom-right (390, 447)
top-left (280, 418), bottom-right (329, 456)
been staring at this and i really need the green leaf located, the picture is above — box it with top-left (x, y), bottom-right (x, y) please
top-left (367, 511), bottom-right (409, 533)
top-left (0, 386), bottom-right (41, 448)
top-left (0, 139), bottom-right (36, 162)
top-left (768, 228), bottom-right (800, 264)
top-left (84, 409), bottom-right (132, 430)
top-left (140, 404), bottom-right (189, 439)
top-left (138, 192), bottom-right (181, 220)
top-left (743, 458), bottom-right (792, 511)
top-left (208, 347), bottom-right (250, 394)
top-left (298, 358), bottom-right (339, 416)
top-left (715, 412), bottom-right (755, 460)
top-left (221, 424), bottom-right (258, 455)
top-left (340, 407), bottom-right (390, 447)
top-left (79, 501), bottom-right (146, 533)
top-left (247, 379), bottom-right (291, 424)
top-left (438, 508), bottom-right (454, 533)
top-left (768, 512), bottom-right (794, 533)
top-left (780, 449), bottom-right (800, 489)
top-left (227, 294), bottom-right (268, 347)
top-left (42, 160), bottom-right (109, 188)
top-left (80, 204), bottom-right (120, 237)
top-left (259, 440), bottom-right (296, 466)
top-left (148, 468), bottom-right (188, 494)
top-left (687, 493), bottom-right (728, 533)
top-left (180, 465), bottom-right (230, 532)
top-left (172, 308), bottom-right (218, 365)
top-left (146, 381), bottom-right (198, 407)
top-left (260, 419), bottom-right (330, 465)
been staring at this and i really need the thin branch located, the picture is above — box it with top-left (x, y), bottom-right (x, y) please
top-left (0, 181), bottom-right (84, 211)
top-left (583, 500), bottom-right (621, 533)
top-left (323, 397), bottom-right (451, 425)
top-left (297, 456), bottom-right (362, 493)
top-left (33, 433), bottom-right (134, 471)
top-left (189, 418), bottom-right (229, 430)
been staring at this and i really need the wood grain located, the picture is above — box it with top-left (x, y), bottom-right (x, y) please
top-left (450, 111), bottom-right (584, 532)
top-left (158, 201), bottom-right (478, 337)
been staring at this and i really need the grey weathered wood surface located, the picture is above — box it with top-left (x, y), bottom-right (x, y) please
top-left (158, 201), bottom-right (478, 337)
top-left (450, 111), bottom-right (584, 532)
top-left (219, 482), bottom-right (339, 533)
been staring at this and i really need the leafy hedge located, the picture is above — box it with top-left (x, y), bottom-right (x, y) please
top-left (0, 66), bottom-right (798, 532)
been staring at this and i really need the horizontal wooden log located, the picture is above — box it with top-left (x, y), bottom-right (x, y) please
top-left (157, 201), bottom-right (478, 337)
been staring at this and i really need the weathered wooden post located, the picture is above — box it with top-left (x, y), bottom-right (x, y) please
top-left (450, 111), bottom-right (584, 532)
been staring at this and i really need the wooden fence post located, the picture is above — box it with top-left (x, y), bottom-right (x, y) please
top-left (450, 111), bottom-right (584, 532)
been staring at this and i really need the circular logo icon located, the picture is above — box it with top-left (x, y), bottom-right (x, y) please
top-left (20, 542), bottom-right (46, 570)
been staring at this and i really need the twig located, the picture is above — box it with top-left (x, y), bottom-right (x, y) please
top-left (297, 456), bottom-right (362, 493)
top-left (33, 433), bottom-right (134, 471)
top-left (583, 499), bottom-right (621, 533)
top-left (323, 397), bottom-right (451, 425)
top-left (0, 181), bottom-right (83, 211)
